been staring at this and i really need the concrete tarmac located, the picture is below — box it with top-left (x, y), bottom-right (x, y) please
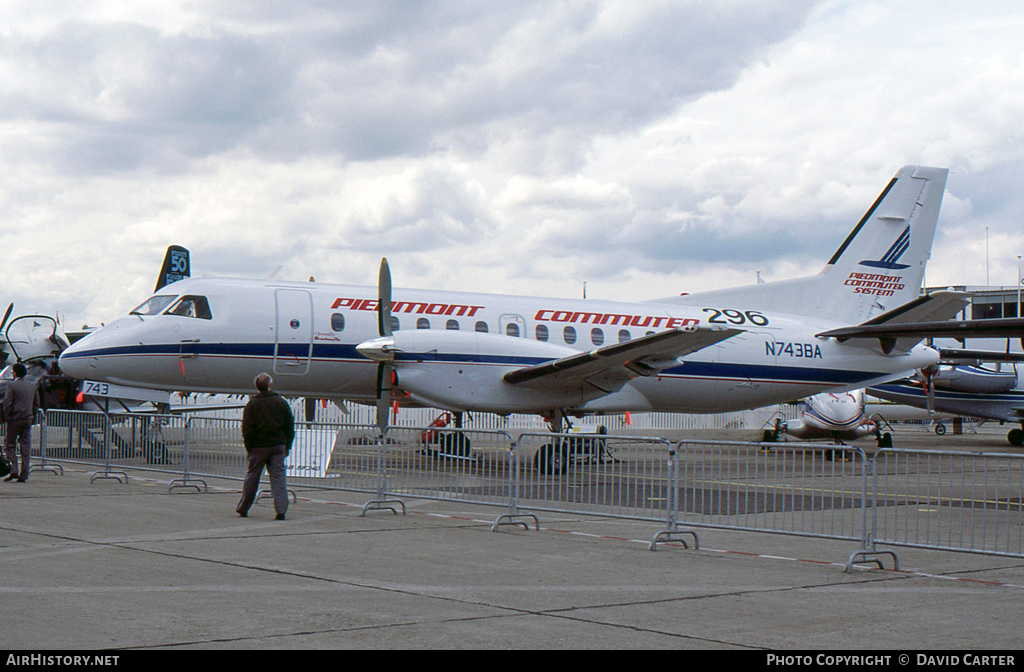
top-left (3, 425), bottom-right (1024, 651)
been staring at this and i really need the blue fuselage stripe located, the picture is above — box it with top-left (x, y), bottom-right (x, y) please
top-left (63, 341), bottom-right (887, 387)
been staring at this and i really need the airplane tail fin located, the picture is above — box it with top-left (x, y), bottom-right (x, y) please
top-left (155, 245), bottom-right (191, 292)
top-left (672, 165), bottom-right (949, 325)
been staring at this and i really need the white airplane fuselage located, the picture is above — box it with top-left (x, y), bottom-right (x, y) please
top-left (783, 390), bottom-right (876, 441)
top-left (58, 276), bottom-right (939, 416)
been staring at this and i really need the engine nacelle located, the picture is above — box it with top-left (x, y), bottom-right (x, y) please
top-left (932, 366), bottom-right (1018, 394)
top-left (358, 329), bottom-right (597, 413)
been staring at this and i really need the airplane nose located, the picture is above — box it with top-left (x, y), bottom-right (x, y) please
top-left (58, 340), bottom-right (94, 379)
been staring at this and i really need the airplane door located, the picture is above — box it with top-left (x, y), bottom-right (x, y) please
top-left (499, 314), bottom-right (526, 338)
top-left (274, 289), bottom-right (313, 376)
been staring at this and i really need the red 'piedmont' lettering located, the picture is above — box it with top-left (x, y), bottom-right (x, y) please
top-left (331, 298), bottom-right (484, 317)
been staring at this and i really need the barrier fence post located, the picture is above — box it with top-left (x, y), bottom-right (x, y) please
top-left (650, 444), bottom-right (699, 550)
top-left (491, 437), bottom-right (538, 531)
top-left (90, 412), bottom-right (127, 484)
top-left (844, 451), bottom-right (899, 572)
top-left (360, 430), bottom-right (405, 516)
top-left (33, 410), bottom-right (62, 476)
top-left (169, 416), bottom-right (207, 493)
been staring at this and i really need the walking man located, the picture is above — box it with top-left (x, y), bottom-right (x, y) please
top-left (4, 363), bottom-right (41, 483)
top-left (237, 373), bottom-right (294, 520)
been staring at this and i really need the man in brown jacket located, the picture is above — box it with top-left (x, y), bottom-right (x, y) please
top-left (236, 373), bottom-right (294, 520)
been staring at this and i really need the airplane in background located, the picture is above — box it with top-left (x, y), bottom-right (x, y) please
top-left (869, 347), bottom-right (1024, 445)
top-left (0, 246), bottom-right (195, 414)
top-left (762, 389), bottom-right (889, 446)
top-left (57, 165), bottom-right (1024, 438)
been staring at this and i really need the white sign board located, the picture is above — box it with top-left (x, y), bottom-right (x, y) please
top-left (286, 428), bottom-right (337, 478)
top-left (81, 380), bottom-right (172, 404)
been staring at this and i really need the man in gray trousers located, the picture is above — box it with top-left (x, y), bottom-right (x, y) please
top-left (4, 363), bottom-right (41, 483)
top-left (236, 373), bottom-right (294, 520)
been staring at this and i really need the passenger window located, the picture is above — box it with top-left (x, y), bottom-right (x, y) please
top-left (475, 321), bottom-right (489, 333)
top-left (446, 319), bottom-right (460, 330)
top-left (536, 324), bottom-right (549, 342)
top-left (591, 328), bottom-right (604, 346)
top-left (563, 326), bottom-right (577, 345)
top-left (618, 329), bottom-right (631, 343)
top-left (331, 314), bottom-right (345, 331)
top-left (390, 316), bottom-right (400, 332)
top-left (417, 318), bottom-right (430, 330)
top-left (506, 323), bottom-right (520, 337)
top-left (165, 295), bottom-right (212, 320)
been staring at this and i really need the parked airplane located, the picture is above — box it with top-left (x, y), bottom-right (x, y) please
top-left (61, 165), bottom-right (1019, 434)
top-left (0, 246), bottom-right (196, 415)
top-left (762, 389), bottom-right (888, 445)
top-left (869, 354), bottom-right (1024, 445)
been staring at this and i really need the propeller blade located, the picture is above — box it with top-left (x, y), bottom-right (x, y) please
top-left (0, 302), bottom-right (12, 334)
top-left (925, 367), bottom-right (936, 416)
top-left (375, 362), bottom-right (391, 435)
top-left (378, 258), bottom-right (392, 337)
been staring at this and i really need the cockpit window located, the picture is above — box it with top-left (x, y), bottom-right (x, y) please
top-left (164, 295), bottom-right (212, 320)
top-left (130, 295), bottom-right (178, 316)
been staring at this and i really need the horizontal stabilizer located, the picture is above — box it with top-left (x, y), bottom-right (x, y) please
top-left (819, 316), bottom-right (1024, 353)
top-left (816, 290), bottom-right (971, 353)
top-left (503, 326), bottom-right (741, 388)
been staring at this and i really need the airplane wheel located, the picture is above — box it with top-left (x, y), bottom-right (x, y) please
top-left (761, 429), bottom-right (776, 443)
top-left (441, 433), bottom-right (472, 457)
top-left (877, 432), bottom-right (893, 449)
top-left (1007, 429), bottom-right (1024, 446)
top-left (534, 442), bottom-right (567, 475)
top-left (934, 423), bottom-right (946, 436)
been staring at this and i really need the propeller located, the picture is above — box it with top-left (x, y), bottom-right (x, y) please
top-left (922, 337), bottom-right (937, 416)
top-left (376, 258), bottom-right (394, 435)
top-left (0, 302), bottom-right (12, 334)
top-left (0, 302), bottom-right (10, 366)
top-left (918, 364), bottom-right (938, 416)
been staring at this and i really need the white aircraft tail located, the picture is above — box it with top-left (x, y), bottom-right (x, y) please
top-left (671, 165), bottom-right (949, 324)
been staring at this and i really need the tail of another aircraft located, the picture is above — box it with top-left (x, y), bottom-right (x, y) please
top-left (155, 245), bottom-right (191, 292)
top-left (672, 165), bottom-right (949, 325)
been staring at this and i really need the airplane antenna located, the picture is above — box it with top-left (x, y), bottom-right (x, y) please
top-left (1017, 255), bottom-right (1021, 320)
top-left (986, 227), bottom-right (990, 285)
top-left (583, 282), bottom-right (587, 300)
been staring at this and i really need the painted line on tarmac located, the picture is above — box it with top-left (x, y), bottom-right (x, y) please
top-left (411, 506), bottom-right (1024, 590)
top-left (108, 473), bottom-right (1024, 590)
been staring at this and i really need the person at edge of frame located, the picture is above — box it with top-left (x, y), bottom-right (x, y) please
top-left (4, 363), bottom-right (42, 483)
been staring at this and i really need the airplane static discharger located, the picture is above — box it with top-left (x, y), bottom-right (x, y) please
top-left (60, 166), bottom-right (966, 430)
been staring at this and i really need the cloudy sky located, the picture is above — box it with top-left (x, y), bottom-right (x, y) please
top-left (2, 0), bottom-right (1023, 330)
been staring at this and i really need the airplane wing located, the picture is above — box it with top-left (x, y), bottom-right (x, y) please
top-left (938, 348), bottom-right (1024, 363)
top-left (503, 326), bottom-right (741, 392)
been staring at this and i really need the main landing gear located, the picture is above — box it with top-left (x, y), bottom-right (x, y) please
top-left (532, 410), bottom-right (616, 476)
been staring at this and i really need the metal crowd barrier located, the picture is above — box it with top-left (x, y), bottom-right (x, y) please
top-left (673, 440), bottom-right (868, 541)
top-left (25, 409), bottom-right (1024, 572)
top-left (868, 448), bottom-right (1024, 560)
top-left (515, 432), bottom-right (675, 519)
top-left (359, 426), bottom-right (516, 518)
